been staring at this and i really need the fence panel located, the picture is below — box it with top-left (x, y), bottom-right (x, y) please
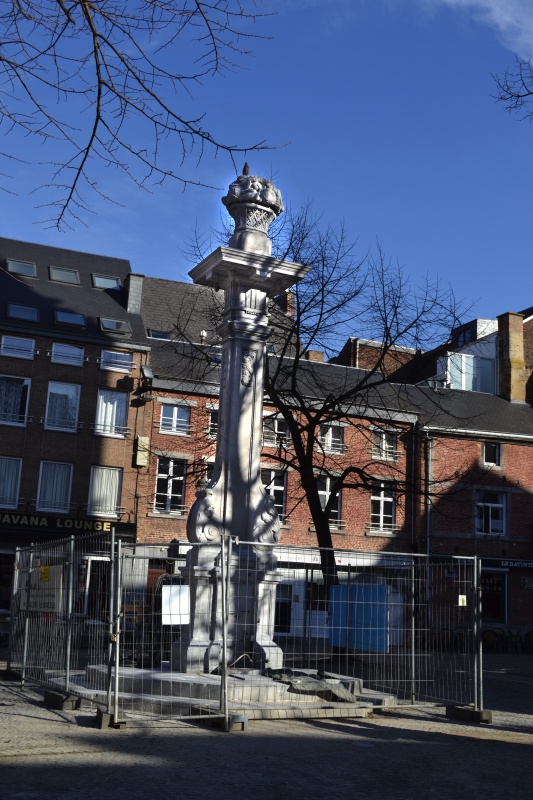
top-left (8, 536), bottom-right (479, 722)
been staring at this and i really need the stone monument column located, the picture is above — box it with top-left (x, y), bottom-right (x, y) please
top-left (173, 169), bottom-right (308, 673)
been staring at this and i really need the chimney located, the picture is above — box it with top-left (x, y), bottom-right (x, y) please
top-left (127, 273), bottom-right (144, 315)
top-left (498, 312), bottom-right (525, 402)
top-left (304, 350), bottom-right (324, 362)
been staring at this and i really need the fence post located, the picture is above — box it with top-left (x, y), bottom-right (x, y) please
top-left (410, 560), bottom-right (416, 704)
top-left (106, 528), bottom-right (116, 717)
top-left (113, 537), bottom-right (123, 725)
top-left (219, 533), bottom-right (229, 732)
top-left (21, 545), bottom-right (34, 689)
top-left (473, 556), bottom-right (483, 711)
top-left (64, 536), bottom-right (75, 693)
top-left (7, 548), bottom-right (21, 672)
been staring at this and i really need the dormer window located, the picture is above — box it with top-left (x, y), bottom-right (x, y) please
top-left (100, 317), bottom-right (132, 335)
top-left (8, 303), bottom-right (39, 322)
top-left (49, 266), bottom-right (80, 285)
top-left (55, 310), bottom-right (86, 327)
top-left (93, 274), bottom-right (121, 290)
top-left (6, 259), bottom-right (36, 277)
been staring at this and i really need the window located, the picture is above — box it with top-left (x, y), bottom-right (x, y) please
top-left (44, 382), bottom-right (80, 431)
top-left (94, 390), bottom-right (129, 436)
top-left (51, 343), bottom-right (84, 366)
top-left (483, 442), bottom-right (501, 467)
top-left (316, 475), bottom-right (341, 526)
top-left (36, 461), bottom-right (72, 513)
top-left (208, 409), bottom-right (219, 438)
top-left (55, 310), bottom-right (85, 327)
top-left (8, 304), bottom-right (39, 322)
top-left (148, 329), bottom-right (171, 340)
top-left (372, 429), bottom-right (398, 461)
top-left (100, 350), bottom-right (133, 372)
top-left (475, 491), bottom-right (506, 535)
top-left (447, 353), bottom-right (495, 393)
top-left (6, 259), bottom-right (36, 277)
top-left (1, 336), bottom-right (34, 360)
top-left (154, 458), bottom-right (186, 514)
top-left (100, 317), bottom-right (132, 335)
top-left (0, 376), bottom-right (30, 426)
top-left (88, 467), bottom-right (123, 516)
top-left (263, 416), bottom-right (289, 447)
top-left (370, 482), bottom-right (396, 533)
top-left (160, 403), bottom-right (191, 435)
top-left (49, 266), bottom-right (80, 285)
top-left (261, 468), bottom-right (287, 519)
top-left (318, 424), bottom-right (344, 453)
top-left (0, 457), bottom-right (22, 508)
top-left (93, 274), bottom-right (121, 290)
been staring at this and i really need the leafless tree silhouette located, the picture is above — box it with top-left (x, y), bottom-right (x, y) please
top-left (0, 1), bottom-right (272, 227)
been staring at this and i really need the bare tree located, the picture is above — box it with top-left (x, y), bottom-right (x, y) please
top-left (163, 206), bottom-right (468, 585)
top-left (0, 1), bottom-right (271, 228)
top-left (494, 58), bottom-right (533, 122)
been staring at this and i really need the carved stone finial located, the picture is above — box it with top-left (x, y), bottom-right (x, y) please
top-left (222, 172), bottom-right (284, 256)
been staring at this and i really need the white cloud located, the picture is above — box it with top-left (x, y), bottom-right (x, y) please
top-left (418, 1), bottom-right (533, 57)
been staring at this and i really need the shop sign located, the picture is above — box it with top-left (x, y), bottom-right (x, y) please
top-left (0, 513), bottom-right (113, 532)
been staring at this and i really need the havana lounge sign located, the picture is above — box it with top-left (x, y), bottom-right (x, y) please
top-left (0, 513), bottom-right (113, 532)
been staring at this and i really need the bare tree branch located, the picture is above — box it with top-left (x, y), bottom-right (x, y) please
top-left (0, 1), bottom-right (276, 227)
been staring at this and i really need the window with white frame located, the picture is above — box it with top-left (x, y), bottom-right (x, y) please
top-left (100, 350), bottom-right (133, 372)
top-left (318, 424), bottom-right (344, 453)
top-left (44, 382), bottom-right (80, 431)
top-left (160, 403), bottom-right (191, 435)
top-left (263, 416), bottom-right (289, 446)
top-left (0, 457), bottom-right (22, 508)
top-left (372, 429), bottom-right (398, 461)
top-left (316, 475), bottom-right (341, 526)
top-left (36, 461), bottom-right (72, 513)
top-left (261, 468), bottom-right (287, 519)
top-left (370, 482), bottom-right (396, 532)
top-left (447, 353), bottom-right (495, 393)
top-left (208, 409), bottom-right (219, 438)
top-left (0, 376), bottom-right (30, 426)
top-left (475, 491), bottom-right (506, 535)
top-left (1, 336), bottom-right (35, 360)
top-left (51, 343), bottom-right (84, 366)
top-left (483, 442), bottom-right (502, 467)
top-left (88, 467), bottom-right (122, 516)
top-left (154, 458), bottom-right (186, 513)
top-left (94, 390), bottom-right (129, 436)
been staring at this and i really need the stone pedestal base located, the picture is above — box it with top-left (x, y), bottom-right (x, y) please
top-left (171, 544), bottom-right (283, 674)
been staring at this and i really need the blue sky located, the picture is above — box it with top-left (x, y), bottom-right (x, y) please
top-left (2, 0), bottom-right (533, 321)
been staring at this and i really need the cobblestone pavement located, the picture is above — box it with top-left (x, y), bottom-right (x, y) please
top-left (1, 662), bottom-right (532, 800)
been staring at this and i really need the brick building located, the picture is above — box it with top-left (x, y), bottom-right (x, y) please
top-left (2, 240), bottom-right (533, 634)
top-left (0, 238), bottom-right (150, 611)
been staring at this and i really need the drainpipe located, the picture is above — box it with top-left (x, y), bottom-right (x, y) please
top-left (424, 433), bottom-right (433, 559)
top-left (410, 421), bottom-right (419, 548)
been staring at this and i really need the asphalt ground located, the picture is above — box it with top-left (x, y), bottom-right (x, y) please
top-left (1, 654), bottom-right (532, 800)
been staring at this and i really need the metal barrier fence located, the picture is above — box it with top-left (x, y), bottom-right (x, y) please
top-left (7, 533), bottom-right (482, 725)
